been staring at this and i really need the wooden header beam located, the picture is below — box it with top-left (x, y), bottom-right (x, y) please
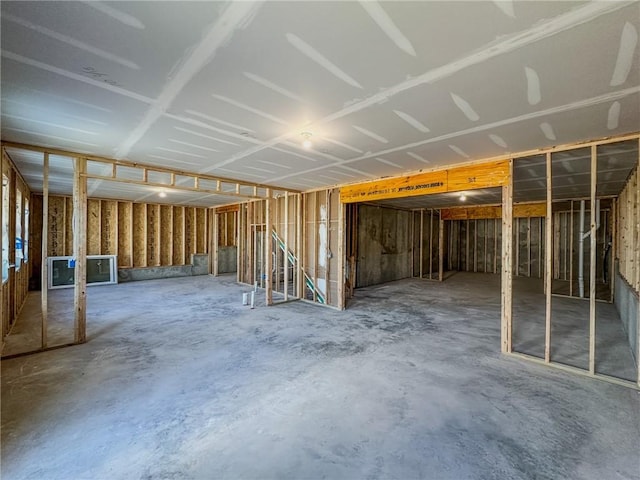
top-left (340, 160), bottom-right (510, 203)
top-left (441, 202), bottom-right (546, 220)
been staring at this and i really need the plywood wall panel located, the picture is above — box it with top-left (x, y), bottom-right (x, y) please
top-left (87, 199), bottom-right (101, 255)
top-left (100, 200), bottom-right (117, 256)
top-left (117, 201), bottom-right (133, 267)
top-left (132, 203), bottom-right (146, 267)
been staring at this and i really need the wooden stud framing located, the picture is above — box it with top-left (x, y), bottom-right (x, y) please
top-left (297, 194), bottom-right (304, 298)
top-left (212, 209), bottom-right (219, 276)
top-left (501, 159), bottom-right (513, 354)
top-left (265, 192), bottom-right (273, 305)
top-left (589, 145), bottom-right (597, 374)
top-left (337, 198), bottom-right (345, 309)
top-left (545, 152), bottom-right (552, 363)
top-left (569, 201), bottom-right (574, 296)
top-left (429, 210), bottom-right (434, 278)
top-left (41, 153), bottom-right (49, 349)
top-left (73, 157), bottom-right (87, 344)
top-left (419, 210), bottom-right (424, 278)
top-left (438, 214), bottom-right (444, 282)
top-left (284, 193), bottom-right (289, 301)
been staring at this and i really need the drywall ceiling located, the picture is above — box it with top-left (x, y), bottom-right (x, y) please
top-left (1, 1), bottom-right (639, 206)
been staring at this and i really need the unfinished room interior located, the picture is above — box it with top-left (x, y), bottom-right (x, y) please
top-left (1, 1), bottom-right (639, 478)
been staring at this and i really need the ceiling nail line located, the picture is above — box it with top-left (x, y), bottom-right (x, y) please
top-left (525, 66), bottom-right (541, 105)
top-left (359, 1), bottom-right (416, 56)
top-left (173, 126), bottom-right (241, 146)
top-left (450, 93), bottom-right (480, 122)
top-left (167, 113), bottom-right (262, 145)
top-left (168, 139), bottom-right (220, 153)
top-left (607, 101), bottom-right (621, 130)
top-left (493, 0), bottom-right (516, 18)
top-left (0, 50), bottom-right (153, 104)
top-left (113, 2), bottom-right (262, 159)
top-left (243, 72), bottom-right (306, 104)
top-left (183, 110), bottom-right (255, 133)
top-left (5, 127), bottom-right (99, 147)
top-left (540, 122), bottom-right (556, 141)
top-left (212, 93), bottom-right (291, 126)
top-left (258, 160), bottom-right (293, 169)
top-left (2, 98), bottom-right (109, 126)
top-left (489, 134), bottom-right (508, 148)
top-left (393, 110), bottom-right (430, 133)
top-left (4, 82), bottom-right (113, 113)
top-left (353, 125), bottom-right (389, 143)
top-left (147, 154), bottom-right (201, 166)
top-left (610, 22), bottom-right (638, 86)
top-left (376, 158), bottom-right (403, 168)
top-left (265, 86), bottom-right (640, 184)
top-left (3, 13), bottom-right (140, 69)
top-left (321, 137), bottom-right (364, 153)
top-left (286, 33), bottom-right (362, 89)
top-left (449, 145), bottom-right (470, 158)
top-left (81, 1), bottom-right (145, 29)
top-left (155, 146), bottom-right (207, 158)
top-left (407, 152), bottom-right (430, 163)
top-left (2, 113), bottom-right (99, 135)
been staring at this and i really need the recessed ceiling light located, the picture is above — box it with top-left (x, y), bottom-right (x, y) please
top-left (158, 191), bottom-right (167, 198)
top-left (459, 193), bottom-right (467, 202)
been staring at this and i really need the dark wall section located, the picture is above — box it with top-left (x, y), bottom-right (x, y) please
top-left (615, 266), bottom-right (639, 364)
top-left (356, 205), bottom-right (412, 288)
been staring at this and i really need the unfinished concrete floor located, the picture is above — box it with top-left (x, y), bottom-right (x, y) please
top-left (2, 273), bottom-right (639, 479)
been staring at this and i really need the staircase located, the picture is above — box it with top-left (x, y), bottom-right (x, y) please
top-left (271, 230), bottom-right (325, 304)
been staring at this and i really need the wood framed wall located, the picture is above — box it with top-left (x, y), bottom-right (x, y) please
top-left (30, 195), bottom-right (209, 279)
top-left (0, 149), bottom-right (32, 344)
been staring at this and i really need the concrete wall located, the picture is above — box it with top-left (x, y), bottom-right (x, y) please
top-left (615, 266), bottom-right (639, 364)
top-left (356, 205), bottom-right (412, 288)
top-left (218, 246), bottom-right (237, 274)
top-left (118, 254), bottom-right (209, 283)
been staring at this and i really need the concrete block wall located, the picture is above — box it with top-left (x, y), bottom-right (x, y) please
top-left (118, 254), bottom-right (209, 283)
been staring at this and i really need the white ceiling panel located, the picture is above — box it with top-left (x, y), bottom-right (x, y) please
top-left (1, 1), bottom-right (638, 205)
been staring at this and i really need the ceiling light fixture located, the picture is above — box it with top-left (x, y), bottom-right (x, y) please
top-left (301, 132), bottom-right (312, 149)
top-left (459, 193), bottom-right (467, 202)
top-left (158, 191), bottom-right (167, 198)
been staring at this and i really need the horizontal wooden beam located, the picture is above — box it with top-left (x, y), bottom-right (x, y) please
top-left (83, 174), bottom-right (263, 201)
top-left (0, 141), bottom-right (300, 195)
top-left (340, 160), bottom-right (510, 203)
top-left (213, 204), bottom-right (240, 214)
top-left (441, 202), bottom-right (546, 220)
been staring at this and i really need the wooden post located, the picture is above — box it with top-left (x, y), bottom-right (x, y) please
top-left (610, 199), bottom-right (615, 304)
top-left (284, 192), bottom-right (289, 301)
top-left (545, 152), bottom-right (552, 362)
top-left (429, 210), bottom-right (433, 278)
top-left (438, 214), bottom-right (444, 282)
top-left (41, 153), bottom-right (49, 349)
top-left (73, 157), bottom-right (87, 344)
top-left (265, 192), bottom-right (273, 305)
top-left (589, 145), bottom-right (597, 374)
top-left (212, 209), bottom-right (219, 276)
top-left (337, 197), bottom-right (346, 310)
top-left (419, 209), bottom-right (424, 279)
top-left (569, 201), bottom-right (574, 296)
top-left (237, 204), bottom-right (243, 283)
top-left (296, 194), bottom-right (303, 298)
top-left (501, 159), bottom-right (513, 354)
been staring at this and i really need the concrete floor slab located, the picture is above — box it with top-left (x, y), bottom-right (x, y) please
top-left (2, 274), bottom-right (639, 479)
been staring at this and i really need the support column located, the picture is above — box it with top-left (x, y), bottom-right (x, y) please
top-left (545, 152), bottom-right (552, 362)
top-left (73, 157), bottom-right (87, 344)
top-left (265, 192), bottom-right (273, 306)
top-left (589, 146), bottom-right (597, 374)
top-left (41, 153), bottom-right (49, 348)
top-left (501, 159), bottom-right (513, 354)
top-left (212, 209), bottom-right (219, 276)
top-left (438, 214), bottom-right (444, 282)
top-left (337, 198), bottom-right (345, 310)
